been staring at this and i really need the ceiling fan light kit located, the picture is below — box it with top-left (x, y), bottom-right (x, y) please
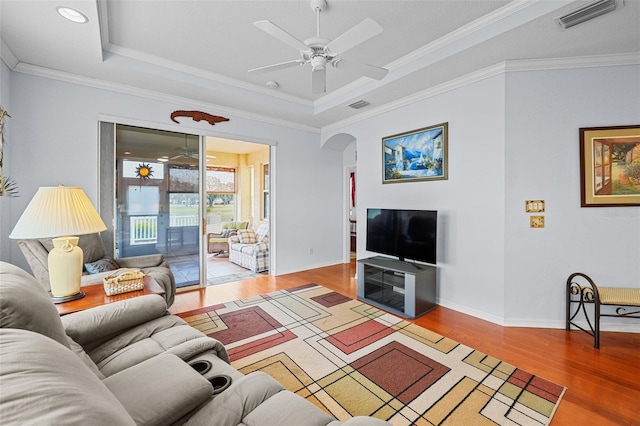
top-left (249, 0), bottom-right (388, 94)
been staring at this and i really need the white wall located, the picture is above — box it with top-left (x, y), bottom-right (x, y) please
top-left (4, 72), bottom-right (345, 275)
top-left (327, 75), bottom-right (508, 323)
top-left (326, 64), bottom-right (640, 331)
top-left (0, 59), bottom-right (12, 262)
top-left (504, 65), bottom-right (640, 329)
top-left (5, 63), bottom-right (639, 331)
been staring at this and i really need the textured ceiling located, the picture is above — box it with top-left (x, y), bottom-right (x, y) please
top-left (1, 0), bottom-right (638, 130)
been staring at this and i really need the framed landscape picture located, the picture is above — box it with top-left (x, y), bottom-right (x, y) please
top-left (579, 125), bottom-right (640, 207)
top-left (382, 123), bottom-right (448, 184)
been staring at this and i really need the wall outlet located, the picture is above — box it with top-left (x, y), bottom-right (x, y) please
top-left (309, 247), bottom-right (314, 255)
top-left (530, 216), bottom-right (545, 228)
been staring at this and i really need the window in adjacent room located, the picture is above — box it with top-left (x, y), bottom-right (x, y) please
top-left (206, 166), bottom-right (236, 224)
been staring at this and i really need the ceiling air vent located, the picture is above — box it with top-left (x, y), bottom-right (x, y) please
top-left (348, 100), bottom-right (370, 110)
top-left (555, 0), bottom-right (622, 29)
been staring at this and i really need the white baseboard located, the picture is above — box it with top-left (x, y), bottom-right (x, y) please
top-left (437, 298), bottom-right (640, 333)
top-left (436, 298), bottom-right (505, 326)
top-left (274, 259), bottom-right (345, 277)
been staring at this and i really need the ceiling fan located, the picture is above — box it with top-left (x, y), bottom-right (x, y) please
top-left (171, 136), bottom-right (199, 160)
top-left (249, 0), bottom-right (389, 94)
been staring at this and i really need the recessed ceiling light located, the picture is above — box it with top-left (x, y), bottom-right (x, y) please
top-left (57, 7), bottom-right (88, 24)
top-left (157, 158), bottom-right (169, 163)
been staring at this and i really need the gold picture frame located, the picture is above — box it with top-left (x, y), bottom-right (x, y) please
top-left (579, 125), bottom-right (640, 207)
top-left (382, 123), bottom-right (448, 184)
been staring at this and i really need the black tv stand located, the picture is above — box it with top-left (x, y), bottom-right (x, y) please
top-left (357, 257), bottom-right (437, 319)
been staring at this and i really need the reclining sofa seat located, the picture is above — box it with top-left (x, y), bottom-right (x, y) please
top-left (17, 232), bottom-right (176, 306)
top-left (0, 261), bottom-right (390, 426)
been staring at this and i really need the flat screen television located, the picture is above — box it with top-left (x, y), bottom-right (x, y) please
top-left (366, 208), bottom-right (437, 264)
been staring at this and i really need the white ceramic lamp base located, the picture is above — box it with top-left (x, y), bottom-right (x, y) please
top-left (48, 236), bottom-right (85, 303)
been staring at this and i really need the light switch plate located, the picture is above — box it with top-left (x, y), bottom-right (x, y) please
top-left (530, 216), bottom-right (545, 228)
top-left (526, 200), bottom-right (545, 212)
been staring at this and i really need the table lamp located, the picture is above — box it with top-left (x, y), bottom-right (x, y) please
top-left (9, 185), bottom-right (107, 303)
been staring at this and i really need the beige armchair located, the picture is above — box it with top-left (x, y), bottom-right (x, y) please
top-left (16, 233), bottom-right (176, 306)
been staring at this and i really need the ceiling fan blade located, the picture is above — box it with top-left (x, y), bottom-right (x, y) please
top-left (336, 58), bottom-right (389, 80)
top-left (325, 18), bottom-right (383, 55)
top-left (249, 59), bottom-right (306, 74)
top-left (311, 67), bottom-right (326, 94)
top-left (169, 154), bottom-right (182, 160)
top-left (254, 20), bottom-right (312, 54)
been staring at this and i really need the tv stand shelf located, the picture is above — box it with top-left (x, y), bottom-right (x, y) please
top-left (357, 256), bottom-right (436, 319)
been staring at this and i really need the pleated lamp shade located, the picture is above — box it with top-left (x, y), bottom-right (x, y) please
top-left (10, 185), bottom-right (107, 239)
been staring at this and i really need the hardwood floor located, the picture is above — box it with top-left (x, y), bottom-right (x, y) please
top-left (169, 260), bottom-right (640, 426)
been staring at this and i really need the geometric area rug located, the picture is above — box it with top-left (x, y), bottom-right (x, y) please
top-left (179, 283), bottom-right (566, 425)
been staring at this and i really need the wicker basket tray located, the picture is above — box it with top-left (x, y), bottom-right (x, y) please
top-left (103, 268), bottom-right (145, 296)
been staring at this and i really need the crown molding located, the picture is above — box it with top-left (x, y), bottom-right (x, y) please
top-left (314, 0), bottom-right (574, 114)
top-left (386, 0), bottom-right (543, 70)
top-left (6, 49), bottom-right (637, 137)
top-left (323, 53), bottom-right (639, 133)
top-left (95, 0), bottom-right (312, 108)
top-left (323, 62), bottom-right (507, 133)
top-left (11, 62), bottom-right (320, 134)
top-left (0, 39), bottom-right (18, 70)
top-left (96, 0), bottom-right (110, 62)
top-left (103, 43), bottom-right (313, 108)
top-left (505, 52), bottom-right (640, 72)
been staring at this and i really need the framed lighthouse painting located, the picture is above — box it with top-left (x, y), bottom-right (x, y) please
top-left (382, 123), bottom-right (448, 184)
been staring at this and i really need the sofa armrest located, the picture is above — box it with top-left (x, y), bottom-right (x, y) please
top-left (254, 241), bottom-right (269, 252)
top-left (62, 294), bottom-right (168, 347)
top-left (117, 253), bottom-right (166, 269)
top-left (103, 354), bottom-right (213, 426)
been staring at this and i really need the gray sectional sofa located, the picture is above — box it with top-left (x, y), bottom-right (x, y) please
top-left (0, 261), bottom-right (389, 426)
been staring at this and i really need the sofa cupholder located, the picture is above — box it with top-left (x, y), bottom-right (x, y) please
top-left (189, 360), bottom-right (212, 375)
top-left (209, 375), bottom-right (232, 395)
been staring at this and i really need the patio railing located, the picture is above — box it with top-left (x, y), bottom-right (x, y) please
top-left (130, 215), bottom-right (198, 245)
top-left (130, 216), bottom-right (158, 245)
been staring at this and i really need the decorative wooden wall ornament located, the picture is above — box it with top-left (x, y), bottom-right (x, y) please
top-left (170, 110), bottom-right (230, 126)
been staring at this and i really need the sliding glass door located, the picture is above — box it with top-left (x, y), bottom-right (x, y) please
top-left (111, 124), bottom-right (202, 289)
top-left (99, 123), bottom-right (273, 290)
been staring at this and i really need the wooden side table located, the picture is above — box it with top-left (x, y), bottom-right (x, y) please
top-left (56, 275), bottom-right (164, 316)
